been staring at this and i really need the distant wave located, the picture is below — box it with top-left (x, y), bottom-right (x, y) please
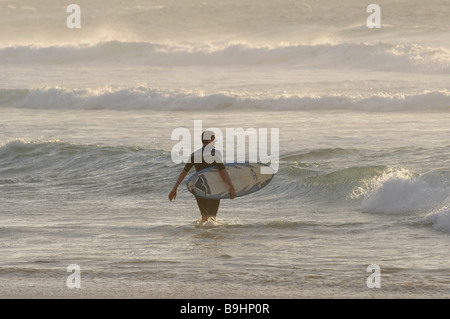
top-left (1, 87), bottom-right (449, 112)
top-left (1, 41), bottom-right (449, 73)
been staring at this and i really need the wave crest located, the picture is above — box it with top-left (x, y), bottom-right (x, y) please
top-left (1, 87), bottom-right (449, 112)
top-left (426, 202), bottom-right (450, 233)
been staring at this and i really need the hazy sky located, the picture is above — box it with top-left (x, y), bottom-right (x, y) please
top-left (1, 0), bottom-right (449, 45)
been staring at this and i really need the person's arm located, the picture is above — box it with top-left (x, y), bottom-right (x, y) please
top-left (168, 169), bottom-right (188, 202)
top-left (213, 149), bottom-right (237, 199)
top-left (219, 168), bottom-right (237, 199)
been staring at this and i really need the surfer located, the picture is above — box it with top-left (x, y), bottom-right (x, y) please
top-left (169, 131), bottom-right (237, 223)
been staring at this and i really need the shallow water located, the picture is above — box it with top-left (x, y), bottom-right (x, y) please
top-left (0, 109), bottom-right (449, 298)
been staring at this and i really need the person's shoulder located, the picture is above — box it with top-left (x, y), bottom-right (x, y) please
top-left (185, 148), bottom-right (200, 162)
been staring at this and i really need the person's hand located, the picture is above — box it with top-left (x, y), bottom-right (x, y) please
top-left (230, 188), bottom-right (237, 199)
top-left (168, 188), bottom-right (177, 202)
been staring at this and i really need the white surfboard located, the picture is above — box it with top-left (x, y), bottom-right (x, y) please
top-left (186, 162), bottom-right (274, 199)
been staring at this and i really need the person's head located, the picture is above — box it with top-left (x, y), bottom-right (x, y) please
top-left (202, 130), bottom-right (215, 145)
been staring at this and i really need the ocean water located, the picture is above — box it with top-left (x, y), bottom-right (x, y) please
top-left (0, 0), bottom-right (449, 298)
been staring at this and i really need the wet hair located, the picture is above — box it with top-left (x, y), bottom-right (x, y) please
top-left (201, 131), bottom-right (215, 145)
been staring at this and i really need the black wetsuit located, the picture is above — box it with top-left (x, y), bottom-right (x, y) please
top-left (183, 145), bottom-right (225, 220)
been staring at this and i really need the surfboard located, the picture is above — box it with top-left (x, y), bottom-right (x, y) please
top-left (186, 162), bottom-right (274, 199)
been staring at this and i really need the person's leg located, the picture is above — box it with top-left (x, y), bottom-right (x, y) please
top-left (195, 197), bottom-right (220, 222)
top-left (195, 196), bottom-right (209, 222)
top-left (204, 199), bottom-right (220, 221)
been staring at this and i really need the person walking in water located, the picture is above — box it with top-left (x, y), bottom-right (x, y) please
top-left (169, 131), bottom-right (237, 223)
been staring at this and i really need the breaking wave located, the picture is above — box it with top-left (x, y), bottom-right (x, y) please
top-left (352, 168), bottom-right (449, 214)
top-left (1, 41), bottom-right (449, 73)
top-left (350, 167), bottom-right (450, 232)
